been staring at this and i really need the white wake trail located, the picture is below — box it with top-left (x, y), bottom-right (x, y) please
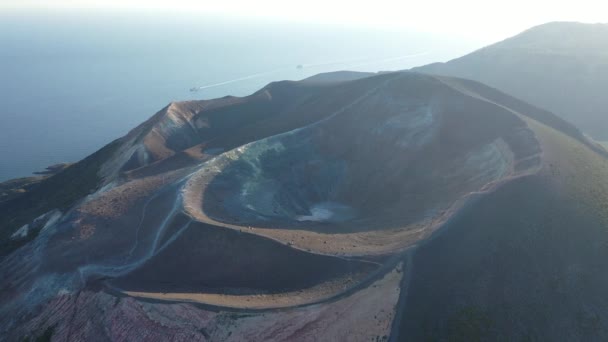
top-left (190, 68), bottom-right (286, 91)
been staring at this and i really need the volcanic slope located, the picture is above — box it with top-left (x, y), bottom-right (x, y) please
top-left (414, 21), bottom-right (608, 140)
top-left (2, 71), bottom-right (608, 341)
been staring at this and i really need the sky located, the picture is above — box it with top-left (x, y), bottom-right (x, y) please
top-left (2, 0), bottom-right (608, 42)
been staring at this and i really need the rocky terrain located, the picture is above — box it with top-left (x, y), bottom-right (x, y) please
top-left (2, 70), bottom-right (608, 341)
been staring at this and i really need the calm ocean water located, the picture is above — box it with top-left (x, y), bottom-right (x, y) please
top-left (0, 10), bottom-right (480, 181)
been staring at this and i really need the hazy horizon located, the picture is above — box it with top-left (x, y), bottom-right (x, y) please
top-left (2, 0), bottom-right (607, 43)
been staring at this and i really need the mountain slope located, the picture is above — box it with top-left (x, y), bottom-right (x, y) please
top-left (414, 21), bottom-right (608, 140)
top-left (2, 72), bottom-right (608, 341)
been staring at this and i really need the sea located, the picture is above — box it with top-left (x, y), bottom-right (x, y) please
top-left (0, 9), bottom-right (481, 181)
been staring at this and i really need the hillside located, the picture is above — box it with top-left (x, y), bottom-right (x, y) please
top-left (414, 22), bottom-right (608, 140)
top-left (2, 72), bottom-right (608, 341)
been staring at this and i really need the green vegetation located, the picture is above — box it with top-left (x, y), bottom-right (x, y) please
top-left (21, 325), bottom-right (55, 342)
top-left (0, 139), bottom-right (121, 257)
top-left (527, 118), bottom-right (608, 225)
top-left (0, 176), bottom-right (47, 204)
top-left (447, 306), bottom-right (493, 342)
top-left (226, 313), bottom-right (254, 320)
